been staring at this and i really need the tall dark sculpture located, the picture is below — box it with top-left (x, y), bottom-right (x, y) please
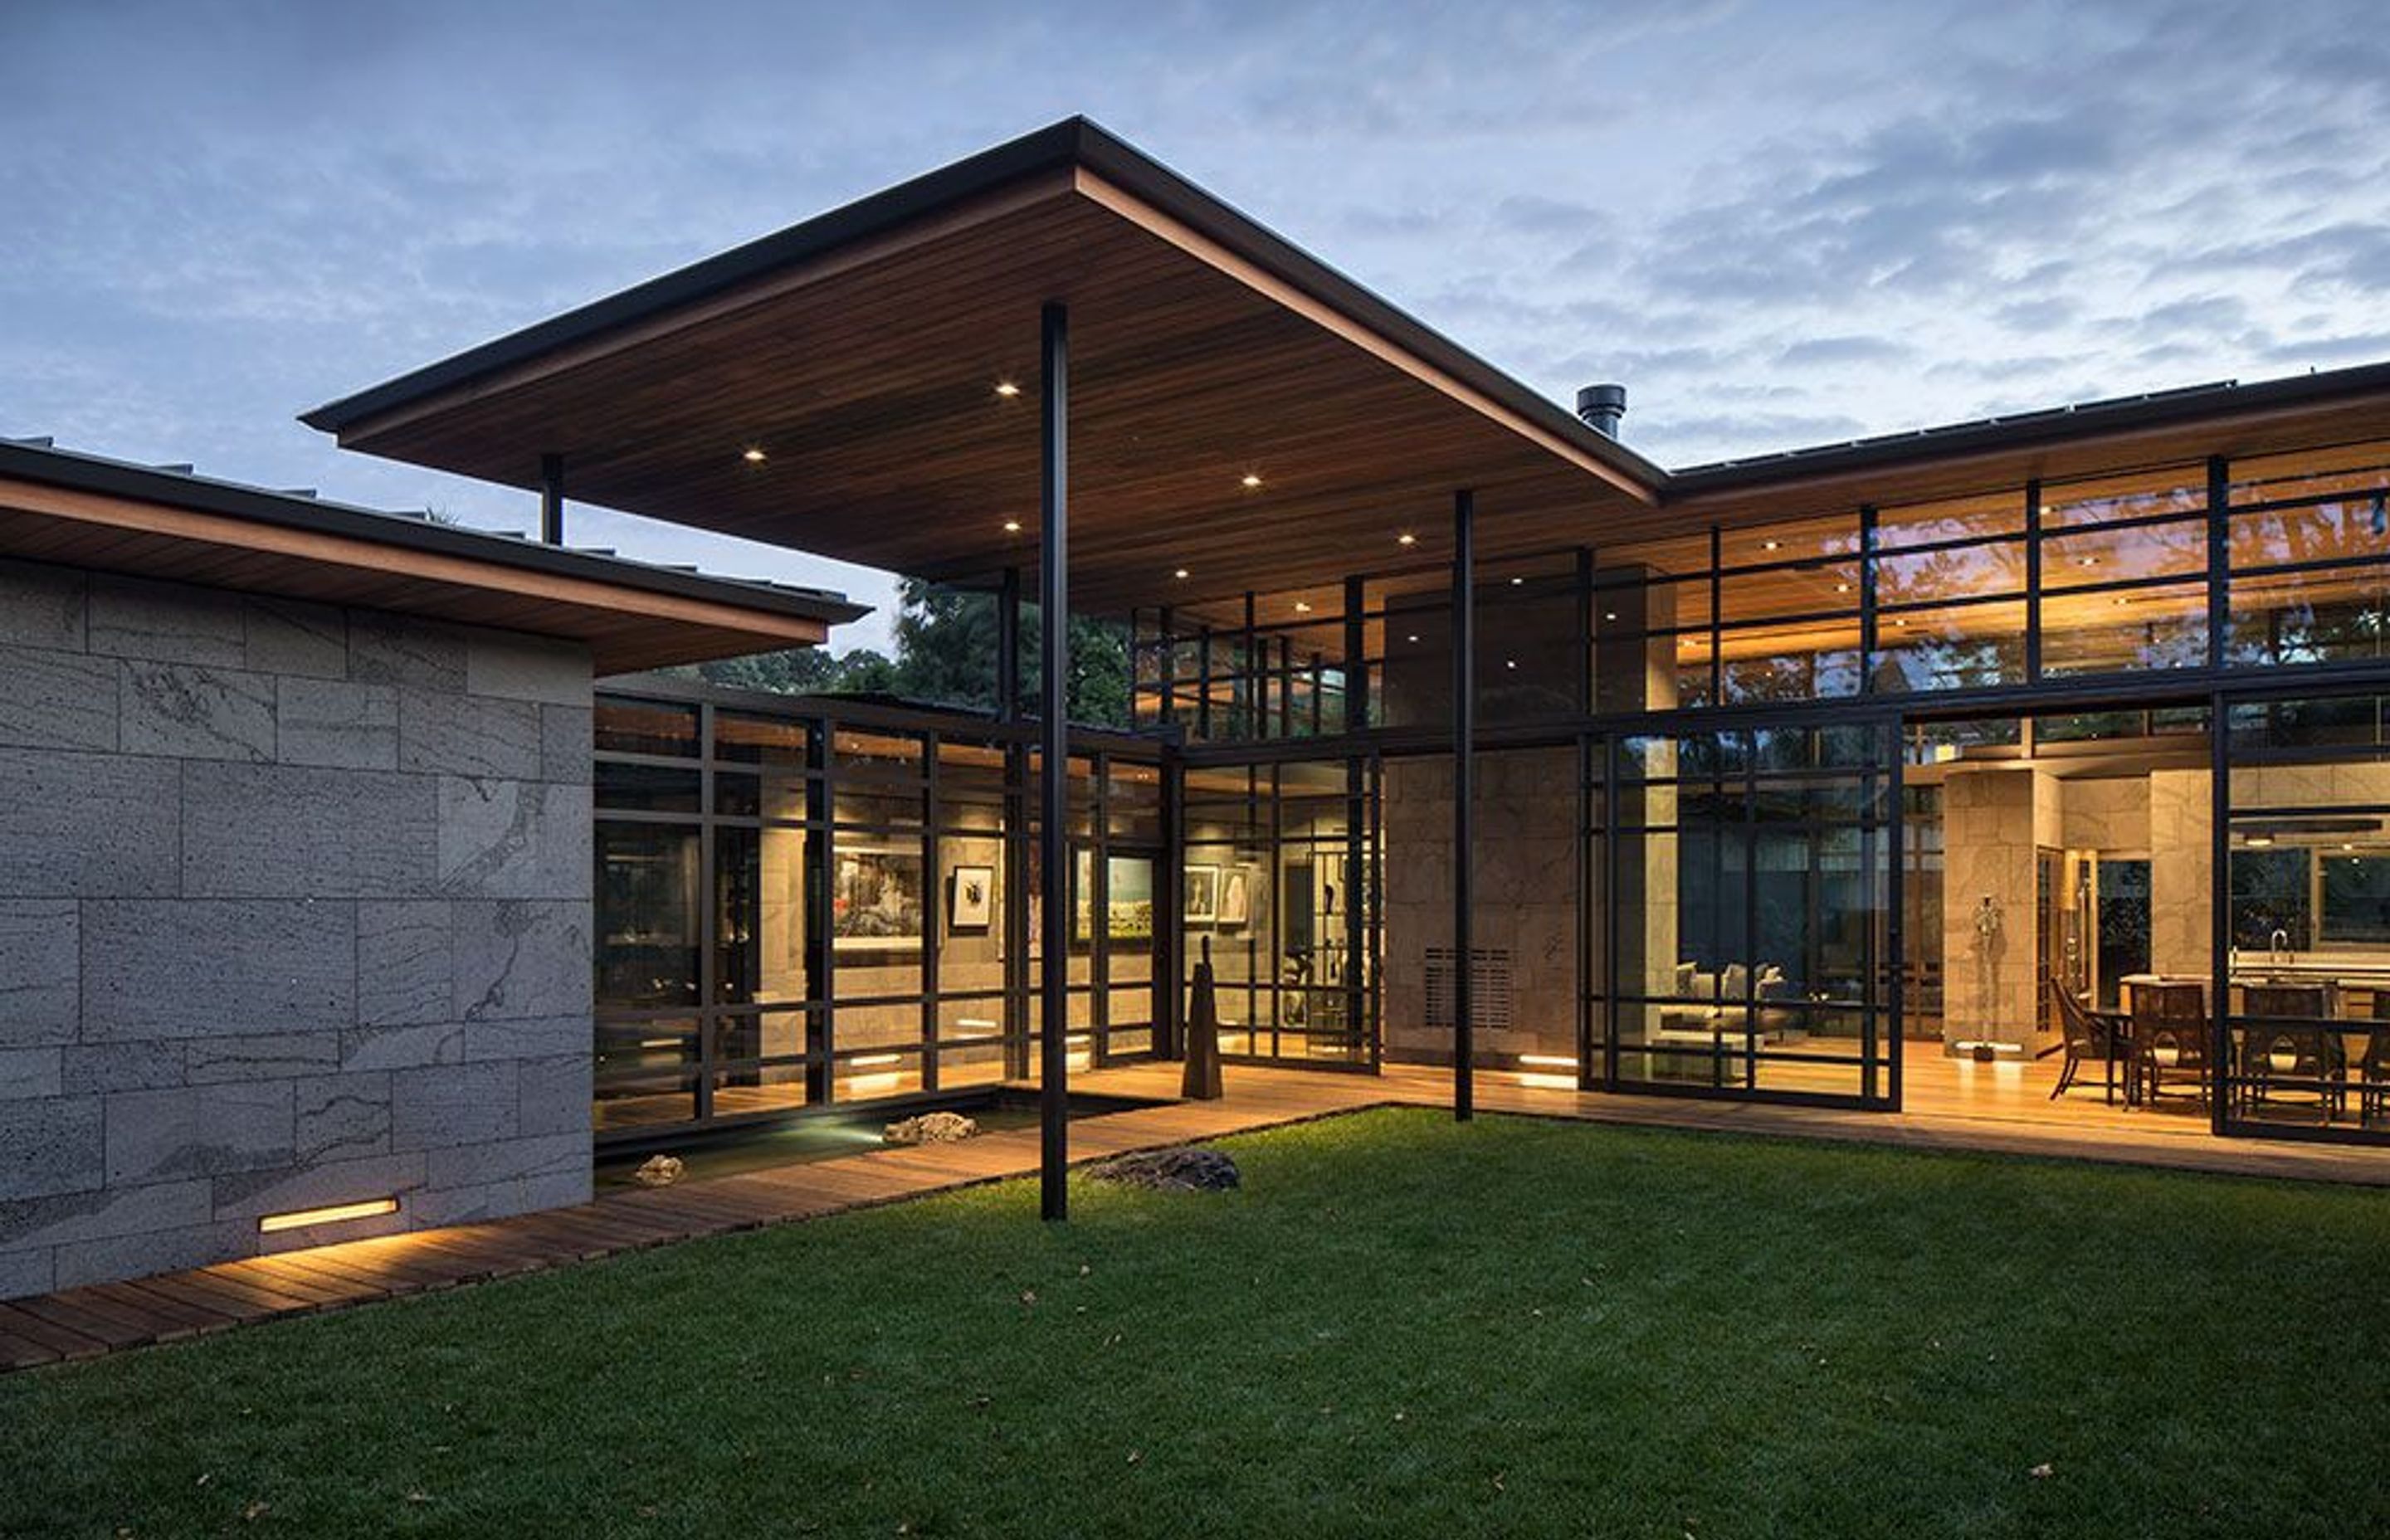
top-left (1183, 935), bottom-right (1225, 1100)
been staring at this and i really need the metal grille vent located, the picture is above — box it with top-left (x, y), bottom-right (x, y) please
top-left (1424, 947), bottom-right (1513, 1030)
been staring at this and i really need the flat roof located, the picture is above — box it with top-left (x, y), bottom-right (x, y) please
top-left (0, 436), bottom-right (867, 673)
top-left (306, 117), bottom-right (2390, 607)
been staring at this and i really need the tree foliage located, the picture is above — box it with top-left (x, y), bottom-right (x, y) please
top-left (686, 578), bottom-right (1131, 727)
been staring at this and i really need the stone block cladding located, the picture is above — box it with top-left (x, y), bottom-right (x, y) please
top-left (0, 559), bottom-right (594, 1299)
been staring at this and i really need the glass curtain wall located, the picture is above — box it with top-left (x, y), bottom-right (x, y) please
top-left (2222, 687), bottom-right (2390, 1138)
top-left (593, 693), bottom-right (1164, 1139)
top-left (1181, 756), bottom-right (1379, 1064)
top-left (1598, 724), bottom-right (1894, 1102)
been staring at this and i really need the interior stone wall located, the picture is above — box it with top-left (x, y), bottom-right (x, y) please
top-left (0, 558), bottom-right (593, 1300)
top-left (1939, 765), bottom-right (2045, 1050)
top-left (1382, 748), bottom-right (1578, 1065)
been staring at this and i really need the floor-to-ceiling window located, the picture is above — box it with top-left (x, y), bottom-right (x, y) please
top-left (593, 691), bottom-right (1165, 1140)
top-left (1598, 724), bottom-right (1895, 1104)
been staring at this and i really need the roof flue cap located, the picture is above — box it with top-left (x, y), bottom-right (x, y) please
top-left (1575, 383), bottom-right (1627, 438)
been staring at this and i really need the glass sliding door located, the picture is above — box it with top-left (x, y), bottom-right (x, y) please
top-left (2221, 687), bottom-right (2390, 1142)
top-left (1597, 722), bottom-right (1895, 1104)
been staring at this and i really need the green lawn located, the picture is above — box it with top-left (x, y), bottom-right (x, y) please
top-left (7, 1109), bottom-right (2388, 1538)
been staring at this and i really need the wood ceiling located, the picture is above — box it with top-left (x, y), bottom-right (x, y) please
top-left (310, 119), bottom-right (2390, 621)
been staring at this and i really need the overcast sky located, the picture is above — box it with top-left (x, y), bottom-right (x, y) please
top-left (6, 0), bottom-right (2385, 651)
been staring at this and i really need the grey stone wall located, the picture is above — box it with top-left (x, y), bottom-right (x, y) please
top-left (0, 558), bottom-right (593, 1300)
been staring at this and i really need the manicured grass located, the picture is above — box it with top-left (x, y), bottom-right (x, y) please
top-left (7, 1109), bottom-right (2388, 1538)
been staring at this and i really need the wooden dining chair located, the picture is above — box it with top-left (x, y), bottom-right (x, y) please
top-left (2132, 981), bottom-right (2210, 1109)
top-left (2236, 983), bottom-right (2336, 1120)
top-left (2048, 980), bottom-right (2125, 1105)
top-left (2361, 991), bottom-right (2390, 1128)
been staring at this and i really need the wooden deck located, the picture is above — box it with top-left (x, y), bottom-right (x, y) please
top-left (4, 1055), bottom-right (2383, 1375)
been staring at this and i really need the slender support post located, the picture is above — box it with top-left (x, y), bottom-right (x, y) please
top-left (997, 565), bottom-right (1022, 723)
top-left (1452, 488), bottom-right (1476, 1121)
top-left (539, 453), bottom-right (565, 546)
top-left (1038, 301), bottom-right (1071, 1221)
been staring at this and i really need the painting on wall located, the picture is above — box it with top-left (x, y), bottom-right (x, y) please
top-left (1218, 868), bottom-right (1251, 928)
top-left (1184, 863), bottom-right (1220, 926)
top-left (948, 864), bottom-right (995, 932)
top-left (833, 848), bottom-right (924, 951)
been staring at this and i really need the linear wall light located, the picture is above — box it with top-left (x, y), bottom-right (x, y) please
top-left (259, 1197), bottom-right (400, 1234)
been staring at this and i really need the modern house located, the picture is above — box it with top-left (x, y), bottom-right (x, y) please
top-left (9, 116), bottom-right (2390, 1295)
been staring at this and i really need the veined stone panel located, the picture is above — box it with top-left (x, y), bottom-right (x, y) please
top-left (0, 557), bottom-right (596, 1299)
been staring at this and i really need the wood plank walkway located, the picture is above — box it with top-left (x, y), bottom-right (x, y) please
top-left (5, 1059), bottom-right (2384, 1376)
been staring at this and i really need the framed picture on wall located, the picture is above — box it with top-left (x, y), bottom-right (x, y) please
top-left (948, 864), bottom-right (995, 932)
top-left (833, 848), bottom-right (924, 952)
top-left (1218, 868), bottom-right (1251, 928)
top-left (1184, 863), bottom-right (1220, 925)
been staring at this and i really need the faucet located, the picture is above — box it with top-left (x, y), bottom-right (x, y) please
top-left (2270, 928), bottom-right (2291, 967)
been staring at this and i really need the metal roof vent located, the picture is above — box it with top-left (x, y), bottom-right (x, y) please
top-left (1575, 383), bottom-right (1627, 439)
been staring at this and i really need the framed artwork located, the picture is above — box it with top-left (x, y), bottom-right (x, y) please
top-left (948, 864), bottom-right (995, 932)
top-left (1184, 863), bottom-right (1220, 925)
top-left (1218, 868), bottom-right (1251, 928)
top-left (1073, 851), bottom-right (1158, 943)
top-left (832, 848), bottom-right (924, 952)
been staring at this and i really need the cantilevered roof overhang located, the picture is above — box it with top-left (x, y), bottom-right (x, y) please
top-left (0, 439), bottom-right (866, 673)
top-left (302, 117), bottom-right (1665, 613)
top-left (305, 116), bottom-right (2390, 612)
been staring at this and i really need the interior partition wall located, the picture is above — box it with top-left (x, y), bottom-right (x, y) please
top-left (591, 686), bottom-right (1168, 1142)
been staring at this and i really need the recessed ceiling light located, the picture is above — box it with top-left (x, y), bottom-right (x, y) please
top-left (741, 447), bottom-right (767, 464)
top-left (994, 381), bottom-right (1022, 398)
top-left (1835, 582), bottom-right (1852, 594)
top-left (1294, 601), bottom-right (1313, 613)
top-left (2111, 596), bottom-right (2127, 606)
top-left (1173, 568), bottom-right (1189, 580)
top-left (1505, 659), bottom-right (1518, 670)
top-left (1893, 617), bottom-right (1910, 628)
top-left (1510, 576), bottom-right (1524, 586)
top-left (1407, 633), bottom-right (1421, 643)
top-left (1602, 611), bottom-right (1618, 622)
top-left (1002, 519), bottom-right (1022, 534)
top-left (2344, 841), bottom-right (2358, 851)
top-left (1241, 472), bottom-right (1263, 489)
top-left (2076, 555), bottom-right (2099, 567)
top-left (1761, 539), bottom-right (1782, 552)
top-left (1397, 533), bottom-right (1417, 547)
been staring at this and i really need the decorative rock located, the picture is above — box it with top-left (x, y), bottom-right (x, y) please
top-left (884, 1111), bottom-right (980, 1146)
top-left (1085, 1147), bottom-right (1240, 1193)
top-left (634, 1154), bottom-right (684, 1187)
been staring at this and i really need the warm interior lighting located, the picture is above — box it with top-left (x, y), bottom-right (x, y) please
top-left (741, 447), bottom-right (767, 464)
top-left (1294, 601), bottom-right (1312, 612)
top-left (1761, 539), bottom-right (1781, 552)
top-left (1519, 1055), bottom-right (1578, 1069)
top-left (1834, 582), bottom-right (1851, 594)
top-left (2245, 834), bottom-right (2275, 847)
top-left (1173, 567), bottom-right (1190, 579)
top-left (1602, 611), bottom-right (1618, 622)
top-left (1397, 532), bottom-right (1417, 546)
top-left (1002, 519), bottom-right (1022, 534)
top-left (1510, 576), bottom-right (1524, 586)
top-left (1505, 659), bottom-right (1518, 670)
top-left (2076, 555), bottom-right (2099, 567)
top-left (851, 1053), bottom-right (901, 1067)
top-left (259, 1197), bottom-right (398, 1234)
top-left (1406, 632), bottom-right (1421, 643)
top-left (1241, 472), bottom-right (1263, 489)
top-left (994, 381), bottom-right (1021, 397)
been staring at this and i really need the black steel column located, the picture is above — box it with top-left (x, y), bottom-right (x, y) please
top-left (539, 453), bottom-right (565, 546)
top-left (997, 565), bottom-right (1022, 724)
top-left (1037, 301), bottom-right (1071, 1221)
top-left (1452, 489), bottom-right (1476, 1121)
